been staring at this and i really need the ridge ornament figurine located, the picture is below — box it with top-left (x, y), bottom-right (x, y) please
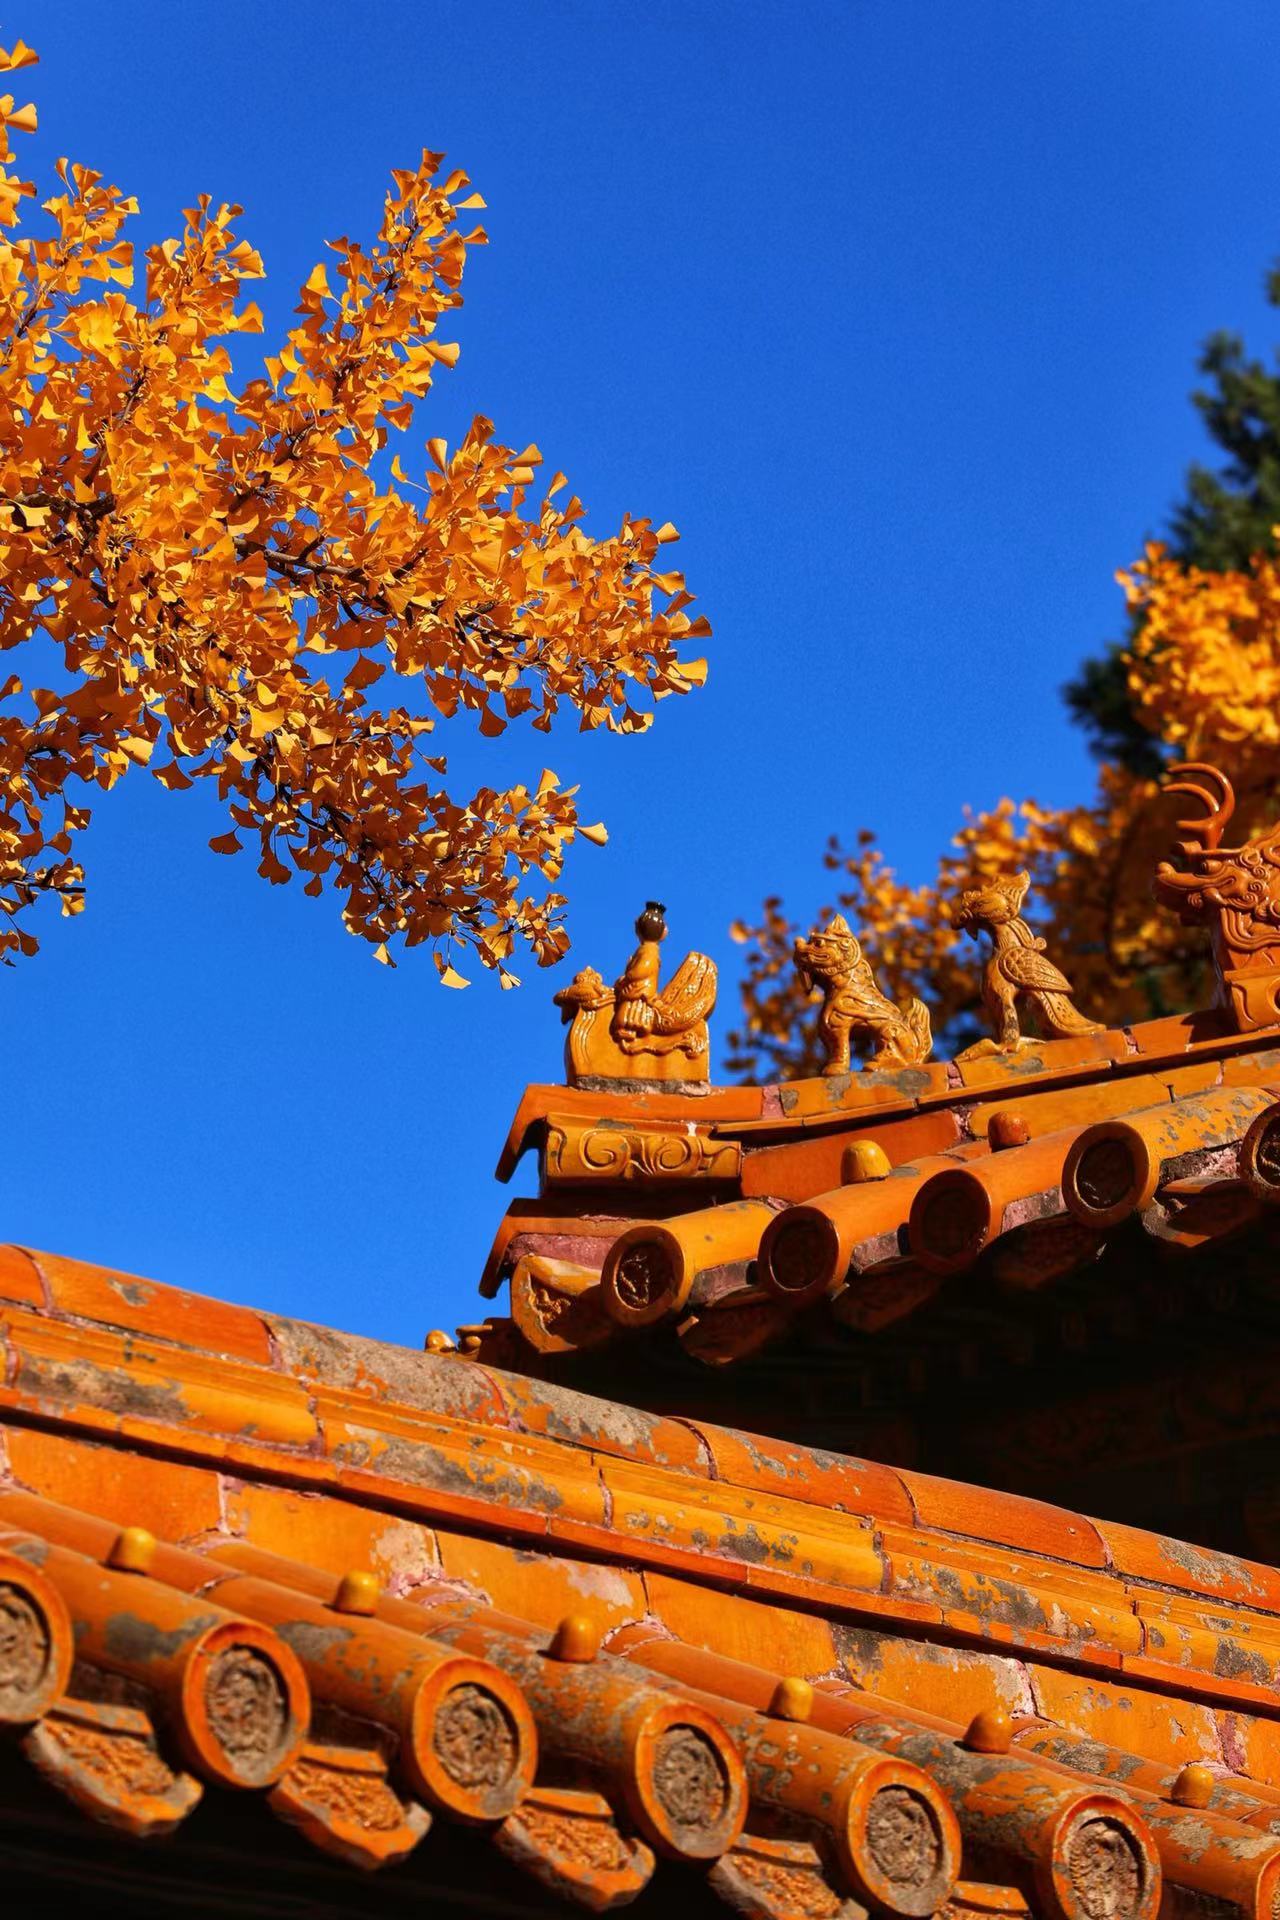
top-left (554, 902), bottom-right (717, 1086)
top-left (951, 871), bottom-right (1102, 1059)
top-left (794, 914), bottom-right (933, 1075)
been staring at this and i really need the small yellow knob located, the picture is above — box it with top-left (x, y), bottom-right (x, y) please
top-left (424, 1329), bottom-right (455, 1353)
top-left (770, 1676), bottom-right (815, 1722)
top-left (107, 1526), bottom-right (156, 1575)
top-left (548, 1614), bottom-right (601, 1663)
top-left (333, 1569), bottom-right (380, 1616)
top-left (1171, 1763), bottom-right (1215, 1809)
top-left (843, 1139), bottom-right (892, 1184)
top-left (963, 1708), bottom-right (1013, 1754)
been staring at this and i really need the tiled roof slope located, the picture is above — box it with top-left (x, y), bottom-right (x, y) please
top-left (6, 1245), bottom-right (1280, 1914)
top-left (470, 1013), bottom-right (1280, 1549)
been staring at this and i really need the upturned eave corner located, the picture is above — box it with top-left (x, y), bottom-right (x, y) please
top-left (475, 768), bottom-right (1280, 1385)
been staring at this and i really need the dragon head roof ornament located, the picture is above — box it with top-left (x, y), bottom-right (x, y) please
top-left (1154, 761), bottom-right (1280, 1031)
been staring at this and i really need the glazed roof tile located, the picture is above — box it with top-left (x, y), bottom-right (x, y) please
top-left (5, 1248), bottom-right (1280, 1912)
top-left (477, 1011), bottom-right (1280, 1375)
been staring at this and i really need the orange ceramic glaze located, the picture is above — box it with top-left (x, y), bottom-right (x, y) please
top-left (1238, 1097), bottom-right (1280, 1204)
top-left (951, 1033), bottom-right (1124, 1089)
top-left (596, 1453), bottom-right (887, 1598)
top-left (19, 1246), bottom-right (274, 1365)
top-left (0, 1490), bottom-right (134, 1561)
top-left (1124, 1009), bottom-right (1234, 1060)
top-left (906, 1128), bottom-right (1083, 1274)
top-left (1026, 1666), bottom-right (1223, 1772)
top-left (407, 1615), bottom-right (746, 1863)
top-left (1090, 1518), bottom-right (1280, 1614)
top-left (1062, 1086), bottom-right (1278, 1228)
top-left (838, 1628), bottom-right (1030, 1727)
top-left (393, 1597), bottom-right (747, 1862)
top-left (1128, 1594), bottom-right (1280, 1697)
top-left (3, 1308), bottom-right (319, 1451)
top-left (1015, 1724), bottom-right (1280, 1836)
top-left (966, 1076), bottom-right (1166, 1147)
top-left (497, 1080), bottom-right (765, 1182)
top-left (7, 1332), bottom-right (1280, 1727)
top-left (486, 1368), bottom-right (711, 1474)
top-left (758, 1147), bottom-right (981, 1305)
top-left (898, 1472), bottom-right (1109, 1568)
top-left (793, 913), bottom-right (936, 1078)
top-left (0, 1244), bottom-right (45, 1309)
top-left (23, 1693), bottom-right (204, 1839)
top-left (6, 759), bottom-right (1280, 1907)
top-left (0, 1495), bottom-right (532, 1821)
top-left (1218, 1713), bottom-right (1280, 1794)
top-left (737, 1106), bottom-right (965, 1202)
top-left (767, 1069), bottom-right (940, 1125)
top-left (201, 1558), bottom-right (537, 1823)
top-left (668, 1687), bottom-right (962, 1916)
top-left (1153, 776), bottom-right (1280, 1036)
top-left (5, 1426), bottom-right (225, 1542)
top-left (879, 1534), bottom-right (1144, 1659)
top-left (540, 1111), bottom-right (743, 1187)
top-left (268, 1739), bottom-right (432, 1870)
top-left (599, 1200), bottom-right (777, 1328)
top-left (641, 1569), bottom-right (847, 1679)
top-left (222, 1484), bottom-right (441, 1588)
top-left (434, 1531), bottom-right (648, 1636)
top-left (609, 1632), bottom-right (1160, 1920)
top-left (1099, 1791), bottom-right (1280, 1919)
top-left (495, 1782), bottom-right (657, 1907)
top-left (0, 1522), bottom-right (309, 1789)
top-left (477, 1196), bottom-right (676, 1300)
top-left (685, 1423), bottom-right (917, 1528)
top-left (198, 1539), bottom-right (745, 1865)
top-left (5, 1312), bottom-right (1280, 1732)
top-left (0, 1542), bottom-right (73, 1723)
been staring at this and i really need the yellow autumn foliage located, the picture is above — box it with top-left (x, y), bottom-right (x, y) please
top-left (0, 41), bottom-right (707, 976)
top-left (730, 539), bottom-right (1280, 1078)
top-left (1120, 540), bottom-right (1280, 760)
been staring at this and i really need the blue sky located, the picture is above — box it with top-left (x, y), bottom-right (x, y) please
top-left (9, 1), bottom-right (1280, 1343)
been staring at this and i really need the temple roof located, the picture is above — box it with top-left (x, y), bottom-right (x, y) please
top-left (11, 760), bottom-right (1280, 1909)
top-left (461, 769), bottom-right (1280, 1555)
top-left (7, 1243), bottom-right (1280, 1914)
top-left (475, 1001), bottom-right (1280, 1424)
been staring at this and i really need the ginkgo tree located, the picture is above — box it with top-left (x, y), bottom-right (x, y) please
top-left (0, 39), bottom-right (708, 981)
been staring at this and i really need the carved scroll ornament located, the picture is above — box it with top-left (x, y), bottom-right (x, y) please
top-left (543, 1114), bottom-right (742, 1185)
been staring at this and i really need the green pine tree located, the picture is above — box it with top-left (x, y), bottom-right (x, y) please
top-left (1067, 264), bottom-right (1280, 773)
